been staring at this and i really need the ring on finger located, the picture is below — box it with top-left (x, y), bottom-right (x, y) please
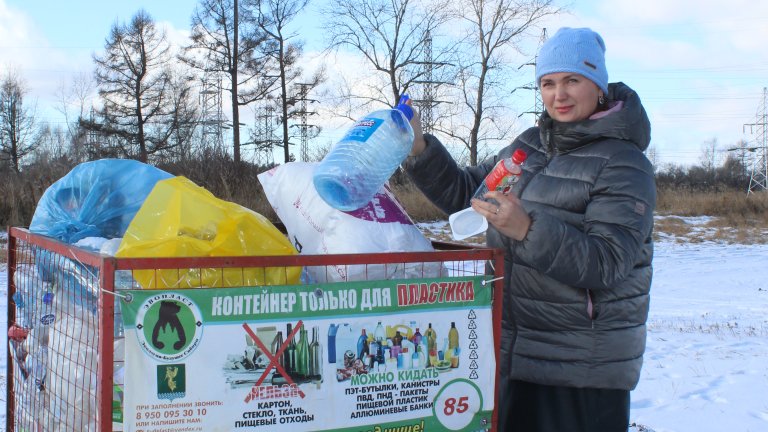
top-left (495, 207), bottom-right (500, 215)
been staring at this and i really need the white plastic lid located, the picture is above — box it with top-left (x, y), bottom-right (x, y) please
top-left (448, 207), bottom-right (488, 241)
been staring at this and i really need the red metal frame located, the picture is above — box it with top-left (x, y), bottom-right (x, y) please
top-left (6, 226), bottom-right (16, 430)
top-left (6, 227), bottom-right (505, 432)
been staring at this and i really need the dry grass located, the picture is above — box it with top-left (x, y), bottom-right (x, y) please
top-left (656, 189), bottom-right (768, 244)
top-left (392, 181), bottom-right (446, 222)
top-left (657, 188), bottom-right (768, 224)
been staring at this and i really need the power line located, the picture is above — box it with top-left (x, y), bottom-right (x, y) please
top-left (744, 87), bottom-right (768, 194)
top-left (515, 28), bottom-right (547, 122)
top-left (292, 83), bottom-right (318, 162)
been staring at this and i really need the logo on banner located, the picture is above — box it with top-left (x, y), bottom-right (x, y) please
top-left (135, 293), bottom-right (203, 362)
top-left (157, 364), bottom-right (186, 401)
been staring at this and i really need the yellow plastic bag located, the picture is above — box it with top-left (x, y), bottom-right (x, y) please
top-left (116, 176), bottom-right (300, 288)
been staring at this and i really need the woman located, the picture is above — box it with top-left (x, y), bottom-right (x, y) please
top-left (403, 27), bottom-right (655, 431)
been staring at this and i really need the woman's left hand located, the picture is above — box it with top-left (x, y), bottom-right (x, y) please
top-left (471, 191), bottom-right (531, 241)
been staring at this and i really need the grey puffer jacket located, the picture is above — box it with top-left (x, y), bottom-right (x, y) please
top-left (403, 82), bottom-right (655, 390)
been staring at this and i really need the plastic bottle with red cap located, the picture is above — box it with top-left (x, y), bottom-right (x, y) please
top-left (472, 148), bottom-right (528, 202)
top-left (448, 149), bottom-right (528, 240)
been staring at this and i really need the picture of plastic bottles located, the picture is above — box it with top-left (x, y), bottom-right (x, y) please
top-left (412, 327), bottom-right (423, 346)
top-left (327, 324), bottom-right (338, 364)
top-left (425, 323), bottom-right (437, 366)
top-left (357, 329), bottom-right (369, 360)
top-left (449, 321), bottom-right (460, 368)
top-left (374, 321), bottom-right (385, 342)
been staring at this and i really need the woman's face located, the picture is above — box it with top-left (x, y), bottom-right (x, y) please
top-left (540, 72), bottom-right (602, 122)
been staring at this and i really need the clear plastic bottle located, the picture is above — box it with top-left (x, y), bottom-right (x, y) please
top-left (473, 149), bottom-right (528, 202)
top-left (12, 293), bottom-right (28, 328)
top-left (23, 291), bottom-right (54, 358)
top-left (313, 95), bottom-right (415, 211)
top-left (27, 346), bottom-right (49, 390)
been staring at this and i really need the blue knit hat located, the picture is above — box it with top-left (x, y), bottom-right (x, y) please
top-left (535, 27), bottom-right (608, 94)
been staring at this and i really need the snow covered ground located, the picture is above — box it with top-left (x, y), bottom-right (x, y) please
top-left (1, 219), bottom-right (768, 431)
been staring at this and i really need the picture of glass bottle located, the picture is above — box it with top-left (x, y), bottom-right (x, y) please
top-left (296, 324), bottom-right (310, 379)
top-left (271, 331), bottom-right (285, 370)
top-left (285, 323), bottom-right (297, 376)
top-left (309, 326), bottom-right (323, 382)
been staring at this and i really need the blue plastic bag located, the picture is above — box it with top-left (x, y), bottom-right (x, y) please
top-left (30, 159), bottom-right (173, 243)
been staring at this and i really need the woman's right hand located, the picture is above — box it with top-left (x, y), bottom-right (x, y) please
top-left (405, 98), bottom-right (426, 157)
top-left (471, 191), bottom-right (531, 241)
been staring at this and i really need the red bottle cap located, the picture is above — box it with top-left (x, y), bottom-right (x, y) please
top-left (512, 149), bottom-right (527, 164)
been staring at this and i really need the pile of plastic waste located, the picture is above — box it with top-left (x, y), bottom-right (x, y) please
top-left (11, 159), bottom-right (297, 431)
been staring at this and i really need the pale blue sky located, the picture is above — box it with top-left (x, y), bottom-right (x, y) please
top-left (2, 0), bottom-right (767, 167)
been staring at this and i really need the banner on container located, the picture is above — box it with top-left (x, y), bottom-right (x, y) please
top-left (120, 276), bottom-right (496, 431)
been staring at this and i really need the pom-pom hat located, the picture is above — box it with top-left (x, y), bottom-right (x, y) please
top-left (535, 27), bottom-right (609, 94)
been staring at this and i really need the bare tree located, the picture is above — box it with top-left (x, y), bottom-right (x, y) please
top-left (164, 69), bottom-right (200, 161)
top-left (700, 138), bottom-right (719, 172)
top-left (90, 9), bottom-right (175, 162)
top-left (726, 138), bottom-right (753, 181)
top-left (0, 71), bottom-right (37, 172)
top-left (452, 0), bottom-right (558, 165)
top-left (56, 72), bottom-right (95, 136)
top-left (33, 124), bottom-right (69, 164)
top-left (253, 0), bottom-right (325, 163)
top-left (322, 0), bottom-right (454, 108)
top-left (182, 0), bottom-right (275, 163)
top-left (55, 72), bottom-right (95, 163)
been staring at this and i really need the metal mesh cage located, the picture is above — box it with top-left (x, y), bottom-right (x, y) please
top-left (7, 227), bottom-right (503, 432)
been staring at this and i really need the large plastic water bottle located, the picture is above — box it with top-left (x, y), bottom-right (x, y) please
top-left (313, 95), bottom-right (415, 211)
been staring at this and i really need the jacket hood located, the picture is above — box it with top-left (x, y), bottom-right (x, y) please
top-left (539, 82), bottom-right (651, 153)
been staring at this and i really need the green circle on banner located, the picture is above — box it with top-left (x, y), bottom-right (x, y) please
top-left (432, 378), bottom-right (484, 431)
top-left (135, 293), bottom-right (203, 362)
